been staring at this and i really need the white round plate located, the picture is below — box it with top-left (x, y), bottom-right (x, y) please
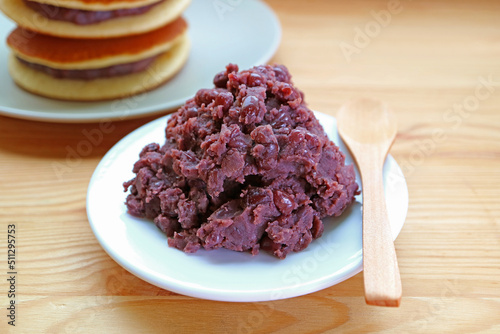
top-left (87, 111), bottom-right (409, 302)
top-left (0, 0), bottom-right (281, 122)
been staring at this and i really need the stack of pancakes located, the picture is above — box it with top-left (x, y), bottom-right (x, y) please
top-left (0, 0), bottom-right (190, 100)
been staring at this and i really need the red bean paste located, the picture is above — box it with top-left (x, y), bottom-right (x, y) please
top-left (123, 64), bottom-right (359, 259)
top-left (16, 55), bottom-right (157, 80)
top-left (24, 0), bottom-right (163, 25)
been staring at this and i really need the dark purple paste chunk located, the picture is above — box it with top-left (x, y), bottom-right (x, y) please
top-left (24, 0), bottom-right (163, 25)
top-left (17, 55), bottom-right (158, 80)
top-left (123, 64), bottom-right (359, 259)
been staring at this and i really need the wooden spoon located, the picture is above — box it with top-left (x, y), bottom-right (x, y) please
top-left (336, 98), bottom-right (402, 307)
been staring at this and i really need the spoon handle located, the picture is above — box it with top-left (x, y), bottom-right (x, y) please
top-left (359, 154), bottom-right (402, 307)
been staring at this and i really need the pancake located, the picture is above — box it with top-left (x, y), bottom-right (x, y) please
top-left (0, 0), bottom-right (190, 38)
top-left (8, 33), bottom-right (190, 101)
top-left (23, 0), bottom-right (164, 26)
top-left (28, 0), bottom-right (162, 11)
top-left (7, 16), bottom-right (187, 69)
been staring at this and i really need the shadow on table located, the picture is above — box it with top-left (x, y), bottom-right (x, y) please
top-left (0, 113), bottom-right (165, 158)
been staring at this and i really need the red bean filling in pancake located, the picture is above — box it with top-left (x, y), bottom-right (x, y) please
top-left (16, 55), bottom-right (158, 80)
top-left (23, 0), bottom-right (164, 25)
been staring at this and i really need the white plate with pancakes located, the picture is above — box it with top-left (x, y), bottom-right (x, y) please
top-left (0, 0), bottom-right (281, 122)
top-left (87, 111), bottom-right (409, 302)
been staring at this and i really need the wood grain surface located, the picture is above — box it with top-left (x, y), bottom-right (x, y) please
top-left (1, 0), bottom-right (500, 333)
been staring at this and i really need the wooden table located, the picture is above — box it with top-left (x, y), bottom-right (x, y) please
top-left (1, 0), bottom-right (500, 332)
